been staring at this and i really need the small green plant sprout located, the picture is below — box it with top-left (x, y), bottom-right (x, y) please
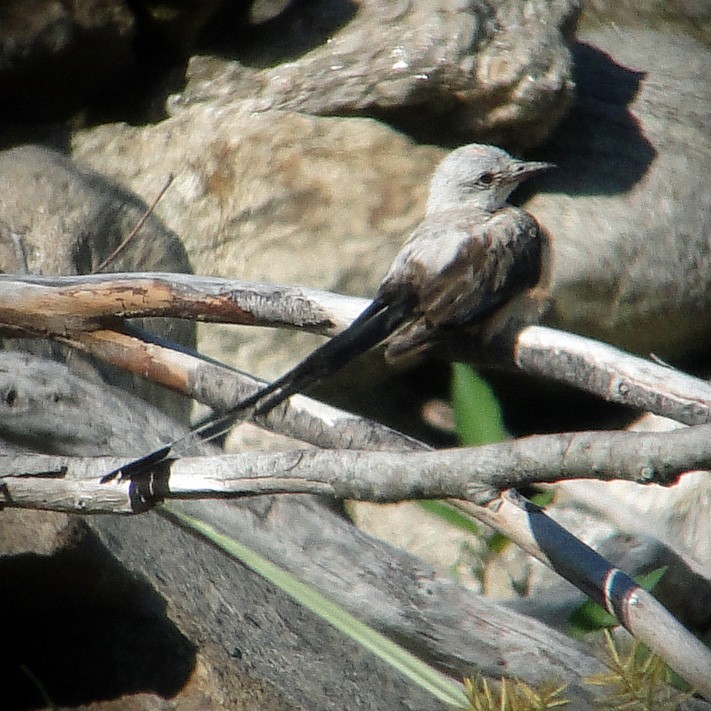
top-left (587, 631), bottom-right (693, 710)
top-left (450, 363), bottom-right (508, 447)
top-left (461, 674), bottom-right (569, 710)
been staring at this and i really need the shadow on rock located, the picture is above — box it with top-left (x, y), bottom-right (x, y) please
top-left (523, 41), bottom-right (657, 198)
top-left (0, 522), bottom-right (196, 710)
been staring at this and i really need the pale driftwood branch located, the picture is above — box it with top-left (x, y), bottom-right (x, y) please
top-left (513, 326), bottom-right (711, 426)
top-left (2, 273), bottom-right (709, 428)
top-left (0, 272), bottom-right (366, 335)
top-left (65, 329), bottom-right (424, 453)
top-left (5, 449), bottom-right (711, 694)
top-left (5, 422), bottom-right (711, 512)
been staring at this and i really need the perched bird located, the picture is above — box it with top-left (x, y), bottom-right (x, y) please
top-left (103, 143), bottom-right (552, 482)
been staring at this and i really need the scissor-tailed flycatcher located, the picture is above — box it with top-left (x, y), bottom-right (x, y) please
top-left (103, 143), bottom-right (552, 482)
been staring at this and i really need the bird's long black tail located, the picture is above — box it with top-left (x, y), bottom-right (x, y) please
top-left (240, 294), bottom-right (411, 415)
top-left (101, 293), bottom-right (413, 483)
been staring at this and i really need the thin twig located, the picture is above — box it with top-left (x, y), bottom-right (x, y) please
top-left (91, 174), bottom-right (174, 274)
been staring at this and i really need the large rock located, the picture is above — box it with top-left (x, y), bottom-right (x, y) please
top-left (72, 110), bottom-right (442, 382)
top-left (171, 0), bottom-right (578, 149)
top-left (530, 29), bottom-right (711, 357)
top-left (0, 145), bottom-right (195, 420)
top-left (72, 26), bottom-right (711, 376)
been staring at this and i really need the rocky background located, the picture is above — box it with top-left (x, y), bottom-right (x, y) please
top-left (1, 0), bottom-right (710, 709)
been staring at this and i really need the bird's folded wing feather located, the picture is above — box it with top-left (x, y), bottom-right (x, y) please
top-left (383, 209), bottom-right (542, 360)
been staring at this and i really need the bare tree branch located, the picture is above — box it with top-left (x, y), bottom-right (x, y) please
top-left (2, 273), bottom-right (709, 429)
top-left (0, 272), bottom-right (366, 336)
top-left (512, 326), bottom-right (711, 426)
top-left (0, 353), bottom-right (610, 697)
top-left (4, 443), bottom-right (711, 694)
top-left (4, 423), bottom-right (711, 512)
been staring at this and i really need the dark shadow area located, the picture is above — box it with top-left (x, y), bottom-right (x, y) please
top-left (374, 38), bottom-right (657, 186)
top-left (518, 41), bottom-right (657, 199)
top-left (0, 0), bottom-right (187, 133)
top-left (198, 0), bottom-right (357, 66)
top-left (0, 522), bottom-right (196, 710)
top-left (332, 98), bottom-right (474, 152)
top-left (308, 349), bottom-right (637, 449)
top-left (302, 346), bottom-right (453, 447)
top-left (484, 368), bottom-right (637, 437)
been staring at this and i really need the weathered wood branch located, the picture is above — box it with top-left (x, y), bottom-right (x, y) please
top-left (3, 351), bottom-right (711, 695)
top-left (2, 273), bottom-right (710, 429)
top-left (0, 353), bottom-right (608, 700)
top-left (512, 327), bottom-right (711, 426)
top-left (5, 422), bottom-right (711, 512)
top-left (0, 272), bottom-right (365, 335)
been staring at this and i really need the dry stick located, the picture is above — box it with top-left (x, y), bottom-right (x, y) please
top-left (62, 328), bottom-right (421, 453)
top-left (0, 355), bottom-right (612, 694)
top-left (91, 174), bottom-right (174, 274)
top-left (512, 325), bottom-right (711, 426)
top-left (457, 492), bottom-right (711, 697)
top-left (7, 422), bottom-right (711, 508)
top-left (2, 273), bottom-right (710, 425)
top-left (0, 275), bottom-right (365, 339)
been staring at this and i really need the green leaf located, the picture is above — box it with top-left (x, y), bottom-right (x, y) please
top-left (569, 599), bottom-right (618, 635)
top-left (419, 499), bottom-right (480, 535)
top-left (450, 363), bottom-right (507, 446)
top-left (164, 504), bottom-right (469, 709)
top-left (569, 566), bottom-right (669, 636)
top-left (486, 531), bottom-right (511, 554)
top-left (529, 487), bottom-right (556, 507)
top-left (634, 565), bottom-right (668, 593)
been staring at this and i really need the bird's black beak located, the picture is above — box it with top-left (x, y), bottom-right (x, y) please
top-left (512, 160), bottom-right (556, 180)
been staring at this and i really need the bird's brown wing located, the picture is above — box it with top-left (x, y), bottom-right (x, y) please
top-left (424, 209), bottom-right (541, 326)
top-left (384, 208), bottom-right (542, 361)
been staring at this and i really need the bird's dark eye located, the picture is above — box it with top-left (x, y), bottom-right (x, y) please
top-left (478, 172), bottom-right (494, 185)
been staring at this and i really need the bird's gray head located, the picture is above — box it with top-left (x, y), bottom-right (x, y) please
top-left (425, 143), bottom-right (553, 215)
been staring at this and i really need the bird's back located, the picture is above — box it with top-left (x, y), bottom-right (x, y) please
top-left (380, 204), bottom-right (543, 361)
